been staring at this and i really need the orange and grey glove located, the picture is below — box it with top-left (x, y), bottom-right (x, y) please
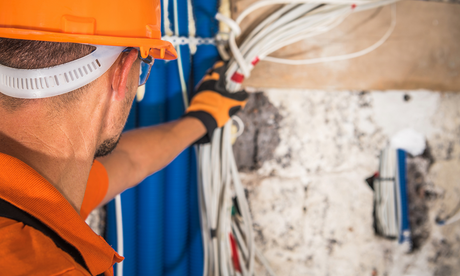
top-left (184, 61), bottom-right (249, 144)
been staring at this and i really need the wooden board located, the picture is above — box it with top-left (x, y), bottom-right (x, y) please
top-left (232, 1), bottom-right (460, 91)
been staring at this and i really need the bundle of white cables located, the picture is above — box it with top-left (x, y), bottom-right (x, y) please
top-left (223, 0), bottom-right (398, 92)
top-left (197, 119), bottom-right (277, 276)
top-left (198, 0), bottom-right (400, 275)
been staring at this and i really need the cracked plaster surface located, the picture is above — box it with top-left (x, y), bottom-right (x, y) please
top-left (240, 89), bottom-right (460, 276)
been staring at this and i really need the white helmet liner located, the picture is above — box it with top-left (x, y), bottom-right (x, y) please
top-left (0, 45), bottom-right (125, 99)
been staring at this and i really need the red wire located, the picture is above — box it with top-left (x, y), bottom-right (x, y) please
top-left (229, 233), bottom-right (242, 273)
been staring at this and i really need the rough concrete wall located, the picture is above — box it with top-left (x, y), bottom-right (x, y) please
top-left (236, 89), bottom-right (460, 276)
top-left (233, 92), bottom-right (283, 171)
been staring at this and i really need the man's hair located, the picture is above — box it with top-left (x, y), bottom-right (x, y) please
top-left (0, 38), bottom-right (96, 111)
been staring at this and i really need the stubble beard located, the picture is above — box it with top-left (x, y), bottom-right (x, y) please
top-left (94, 134), bottom-right (122, 158)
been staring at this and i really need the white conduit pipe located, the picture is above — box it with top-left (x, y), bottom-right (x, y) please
top-left (115, 194), bottom-right (124, 276)
top-left (171, 0), bottom-right (189, 109)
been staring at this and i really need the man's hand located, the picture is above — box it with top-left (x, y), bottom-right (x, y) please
top-left (184, 61), bottom-right (249, 143)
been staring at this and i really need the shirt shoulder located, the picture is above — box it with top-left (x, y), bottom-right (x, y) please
top-left (0, 217), bottom-right (90, 276)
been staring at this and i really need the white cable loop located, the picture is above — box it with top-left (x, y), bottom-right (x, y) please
top-left (229, 32), bottom-right (252, 78)
top-left (216, 13), bottom-right (242, 36)
top-left (263, 3), bottom-right (397, 64)
top-left (236, 0), bottom-right (384, 24)
top-left (232, 115), bottom-right (245, 138)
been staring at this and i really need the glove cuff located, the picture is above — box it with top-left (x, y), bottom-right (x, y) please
top-left (183, 111), bottom-right (217, 144)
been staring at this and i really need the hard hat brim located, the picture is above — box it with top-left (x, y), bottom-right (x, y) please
top-left (0, 27), bottom-right (178, 60)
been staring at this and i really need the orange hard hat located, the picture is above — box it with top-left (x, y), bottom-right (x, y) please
top-left (0, 0), bottom-right (177, 60)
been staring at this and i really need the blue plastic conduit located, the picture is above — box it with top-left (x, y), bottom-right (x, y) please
top-left (187, 149), bottom-right (202, 276)
top-left (163, 0), bottom-right (192, 274)
top-left (192, 0), bottom-right (220, 84)
top-left (136, 60), bottom-right (169, 275)
top-left (397, 149), bottom-right (411, 244)
top-left (106, 0), bottom-right (221, 274)
top-left (107, 99), bottom-right (139, 276)
top-left (163, 53), bottom-right (191, 276)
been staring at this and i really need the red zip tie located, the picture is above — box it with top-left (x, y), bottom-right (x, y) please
top-left (232, 58), bottom-right (259, 83)
top-left (229, 233), bottom-right (241, 273)
top-left (231, 72), bottom-right (245, 84)
top-left (351, 3), bottom-right (356, 9)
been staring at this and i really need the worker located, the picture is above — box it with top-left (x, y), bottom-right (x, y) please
top-left (0, 0), bottom-right (248, 275)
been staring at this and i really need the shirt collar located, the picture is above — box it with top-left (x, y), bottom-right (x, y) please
top-left (0, 153), bottom-right (123, 275)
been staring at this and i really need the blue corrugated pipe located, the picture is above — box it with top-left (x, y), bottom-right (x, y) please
top-left (163, 44), bottom-right (191, 276)
top-left (107, 0), bottom-right (221, 274)
top-left (136, 60), bottom-right (169, 275)
top-left (107, 99), bottom-right (139, 276)
top-left (163, 0), bottom-right (193, 275)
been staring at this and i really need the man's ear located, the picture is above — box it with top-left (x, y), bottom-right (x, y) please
top-left (111, 49), bottom-right (139, 101)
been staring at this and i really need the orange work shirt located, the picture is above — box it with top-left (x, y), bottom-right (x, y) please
top-left (0, 153), bottom-right (123, 276)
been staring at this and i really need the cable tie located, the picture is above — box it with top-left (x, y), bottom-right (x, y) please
top-left (251, 56), bottom-right (260, 66)
top-left (161, 36), bottom-right (216, 46)
top-left (375, 177), bottom-right (396, 182)
top-left (351, 3), bottom-right (357, 9)
top-left (210, 228), bottom-right (217, 238)
top-left (231, 72), bottom-right (245, 83)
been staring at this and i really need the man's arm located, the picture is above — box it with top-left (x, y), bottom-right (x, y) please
top-left (97, 61), bottom-right (248, 207)
top-left (96, 117), bottom-right (205, 207)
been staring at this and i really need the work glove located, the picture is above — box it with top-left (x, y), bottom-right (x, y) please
top-left (184, 61), bottom-right (249, 144)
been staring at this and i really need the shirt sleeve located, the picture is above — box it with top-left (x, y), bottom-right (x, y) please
top-left (80, 160), bottom-right (109, 221)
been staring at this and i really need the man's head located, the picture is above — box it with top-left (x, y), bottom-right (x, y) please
top-left (0, 38), bottom-right (140, 158)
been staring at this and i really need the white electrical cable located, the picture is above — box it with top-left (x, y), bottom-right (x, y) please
top-left (229, 31), bottom-right (252, 78)
top-left (263, 3), bottom-right (396, 64)
top-left (255, 245), bottom-right (277, 276)
top-left (187, 0), bottom-right (198, 54)
top-left (198, 120), bottom-right (259, 275)
top-left (195, 145), bottom-right (210, 276)
top-left (440, 210), bottom-right (460, 226)
top-left (171, 0), bottom-right (190, 109)
top-left (216, 0), bottom-right (233, 61)
top-left (163, 0), bottom-right (174, 36)
top-left (199, 1), bottom-right (400, 275)
top-left (115, 194), bottom-right (124, 276)
top-left (235, 0), bottom-right (383, 25)
top-left (225, 0), bottom-right (399, 93)
top-left (216, 13), bottom-right (242, 36)
top-left (232, 116), bottom-right (245, 138)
